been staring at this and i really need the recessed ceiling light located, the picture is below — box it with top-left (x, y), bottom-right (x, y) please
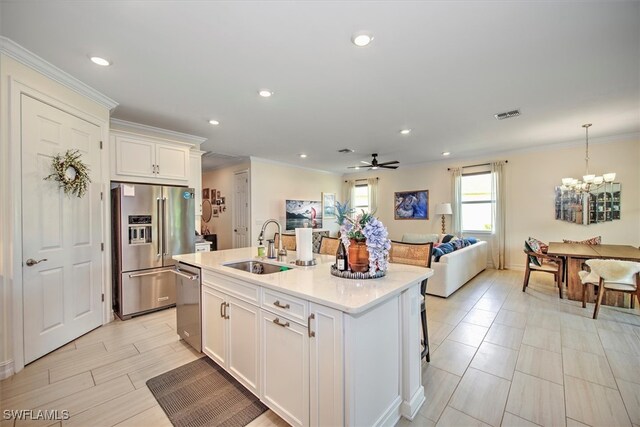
top-left (208, 119), bottom-right (220, 126)
top-left (352, 33), bottom-right (373, 47)
top-left (90, 56), bottom-right (110, 66)
top-left (400, 129), bottom-right (411, 135)
top-left (442, 152), bottom-right (451, 156)
top-left (258, 90), bottom-right (273, 98)
top-left (299, 154), bottom-right (307, 158)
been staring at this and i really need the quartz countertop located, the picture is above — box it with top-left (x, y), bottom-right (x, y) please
top-left (174, 247), bottom-right (433, 314)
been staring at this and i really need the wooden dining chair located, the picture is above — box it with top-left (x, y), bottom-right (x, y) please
top-left (389, 241), bottom-right (434, 362)
top-left (274, 233), bottom-right (296, 251)
top-left (318, 236), bottom-right (340, 255)
top-left (584, 259), bottom-right (640, 319)
top-left (522, 249), bottom-right (565, 298)
top-left (578, 263), bottom-right (600, 309)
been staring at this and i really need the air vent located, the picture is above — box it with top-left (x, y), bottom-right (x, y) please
top-left (338, 148), bottom-right (354, 153)
top-left (494, 109), bottom-right (521, 120)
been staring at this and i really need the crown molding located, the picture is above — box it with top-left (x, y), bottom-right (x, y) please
top-left (0, 37), bottom-right (118, 110)
top-left (110, 118), bottom-right (207, 145)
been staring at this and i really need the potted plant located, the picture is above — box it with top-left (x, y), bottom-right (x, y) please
top-left (335, 201), bottom-right (391, 275)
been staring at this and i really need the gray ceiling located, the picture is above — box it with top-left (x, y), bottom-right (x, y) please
top-left (1, 1), bottom-right (639, 172)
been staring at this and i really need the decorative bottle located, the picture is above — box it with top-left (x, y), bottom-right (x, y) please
top-left (336, 241), bottom-right (348, 271)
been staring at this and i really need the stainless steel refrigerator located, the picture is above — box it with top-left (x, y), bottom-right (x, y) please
top-left (111, 183), bottom-right (195, 319)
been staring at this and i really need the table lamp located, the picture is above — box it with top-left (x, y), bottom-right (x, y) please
top-left (434, 203), bottom-right (452, 234)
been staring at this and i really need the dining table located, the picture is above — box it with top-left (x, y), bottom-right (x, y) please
top-left (547, 242), bottom-right (640, 307)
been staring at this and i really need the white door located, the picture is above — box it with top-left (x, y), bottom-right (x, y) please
top-left (21, 95), bottom-right (103, 364)
top-left (233, 170), bottom-right (250, 248)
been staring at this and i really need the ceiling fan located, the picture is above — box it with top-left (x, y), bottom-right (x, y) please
top-left (348, 153), bottom-right (399, 170)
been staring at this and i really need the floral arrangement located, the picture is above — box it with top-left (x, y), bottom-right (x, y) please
top-left (44, 149), bottom-right (91, 198)
top-left (335, 201), bottom-right (391, 275)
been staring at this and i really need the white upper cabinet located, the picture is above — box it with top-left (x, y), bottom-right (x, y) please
top-left (110, 119), bottom-right (206, 186)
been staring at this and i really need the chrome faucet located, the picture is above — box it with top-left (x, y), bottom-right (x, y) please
top-left (258, 219), bottom-right (287, 262)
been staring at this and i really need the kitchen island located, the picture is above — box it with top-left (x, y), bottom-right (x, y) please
top-left (174, 247), bottom-right (433, 427)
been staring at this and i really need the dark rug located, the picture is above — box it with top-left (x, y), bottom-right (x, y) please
top-left (146, 357), bottom-right (267, 427)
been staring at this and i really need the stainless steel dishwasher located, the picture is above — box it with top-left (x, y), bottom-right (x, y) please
top-left (174, 262), bottom-right (201, 352)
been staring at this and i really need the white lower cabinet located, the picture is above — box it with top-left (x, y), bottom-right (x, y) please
top-left (260, 310), bottom-right (310, 427)
top-left (201, 283), bottom-right (259, 396)
top-left (201, 272), bottom-right (344, 426)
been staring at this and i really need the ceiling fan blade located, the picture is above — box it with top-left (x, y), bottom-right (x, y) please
top-left (377, 160), bottom-right (399, 166)
top-left (380, 165), bottom-right (399, 169)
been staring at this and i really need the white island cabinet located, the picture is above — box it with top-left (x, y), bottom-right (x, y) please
top-left (175, 248), bottom-right (432, 427)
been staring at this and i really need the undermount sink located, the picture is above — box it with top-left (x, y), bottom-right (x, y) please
top-left (223, 260), bottom-right (291, 275)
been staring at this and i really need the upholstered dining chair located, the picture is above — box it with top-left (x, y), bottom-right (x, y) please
top-left (389, 241), bottom-right (434, 362)
top-left (584, 259), bottom-right (640, 319)
top-left (274, 233), bottom-right (296, 251)
top-left (522, 247), bottom-right (565, 298)
top-left (578, 264), bottom-right (600, 309)
top-left (318, 236), bottom-right (340, 255)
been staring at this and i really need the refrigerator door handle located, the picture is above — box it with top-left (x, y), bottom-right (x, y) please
top-left (156, 197), bottom-right (162, 258)
top-left (162, 197), bottom-right (168, 256)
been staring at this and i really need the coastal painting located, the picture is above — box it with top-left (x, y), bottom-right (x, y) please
top-left (286, 200), bottom-right (322, 230)
top-left (394, 190), bottom-right (429, 220)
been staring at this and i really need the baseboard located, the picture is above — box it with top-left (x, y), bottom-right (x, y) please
top-left (0, 359), bottom-right (14, 379)
top-left (400, 385), bottom-right (425, 420)
top-left (374, 395), bottom-right (402, 427)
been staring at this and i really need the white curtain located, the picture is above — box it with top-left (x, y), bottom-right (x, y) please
top-left (343, 180), bottom-right (356, 207)
top-left (491, 161), bottom-right (507, 269)
top-left (367, 178), bottom-right (378, 214)
top-left (451, 168), bottom-right (462, 236)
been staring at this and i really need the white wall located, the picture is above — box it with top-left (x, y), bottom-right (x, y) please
top-left (347, 136), bottom-right (640, 269)
top-left (201, 161), bottom-right (250, 250)
top-left (250, 158), bottom-right (343, 243)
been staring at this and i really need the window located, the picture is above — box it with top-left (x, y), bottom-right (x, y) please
top-left (354, 183), bottom-right (369, 213)
top-left (461, 172), bottom-right (493, 232)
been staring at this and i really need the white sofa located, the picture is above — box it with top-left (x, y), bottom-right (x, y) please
top-left (401, 234), bottom-right (488, 297)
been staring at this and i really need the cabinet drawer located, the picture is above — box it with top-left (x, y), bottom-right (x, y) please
top-left (262, 288), bottom-right (308, 324)
top-left (203, 270), bottom-right (260, 305)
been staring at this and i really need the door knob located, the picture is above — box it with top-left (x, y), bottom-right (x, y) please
top-left (25, 258), bottom-right (47, 266)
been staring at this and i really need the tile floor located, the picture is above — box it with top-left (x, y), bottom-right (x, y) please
top-left (401, 268), bottom-right (640, 427)
top-left (1, 269), bottom-right (639, 427)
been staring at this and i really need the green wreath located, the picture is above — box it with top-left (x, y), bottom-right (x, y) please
top-left (44, 149), bottom-right (91, 198)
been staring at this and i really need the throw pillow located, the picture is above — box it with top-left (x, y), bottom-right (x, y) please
top-left (452, 239), bottom-right (465, 250)
top-left (525, 237), bottom-right (543, 266)
top-left (432, 247), bottom-right (445, 262)
top-left (563, 236), bottom-right (601, 245)
top-left (441, 234), bottom-right (455, 244)
top-left (465, 237), bottom-right (478, 245)
top-left (439, 242), bottom-right (455, 256)
top-left (529, 237), bottom-right (548, 253)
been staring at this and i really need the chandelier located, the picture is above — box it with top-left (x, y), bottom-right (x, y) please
top-left (560, 124), bottom-right (615, 192)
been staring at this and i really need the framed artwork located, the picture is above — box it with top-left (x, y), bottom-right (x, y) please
top-left (212, 206), bottom-right (219, 217)
top-left (220, 196), bottom-right (226, 205)
top-left (216, 190), bottom-right (221, 199)
top-left (216, 199), bottom-right (221, 205)
top-left (203, 188), bottom-right (210, 200)
top-left (211, 189), bottom-right (216, 200)
top-left (322, 192), bottom-right (336, 218)
top-left (394, 190), bottom-right (429, 220)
